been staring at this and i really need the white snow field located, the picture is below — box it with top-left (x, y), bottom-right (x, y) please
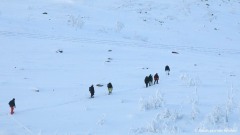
top-left (0, 0), bottom-right (240, 135)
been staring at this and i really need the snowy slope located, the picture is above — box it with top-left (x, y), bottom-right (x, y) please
top-left (0, 0), bottom-right (240, 135)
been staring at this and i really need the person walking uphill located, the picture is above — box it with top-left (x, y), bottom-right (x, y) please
top-left (89, 85), bottom-right (95, 98)
top-left (149, 74), bottom-right (153, 86)
top-left (107, 82), bottom-right (113, 95)
top-left (144, 76), bottom-right (149, 88)
top-left (165, 65), bottom-right (170, 75)
top-left (9, 98), bottom-right (16, 115)
top-left (154, 73), bottom-right (159, 84)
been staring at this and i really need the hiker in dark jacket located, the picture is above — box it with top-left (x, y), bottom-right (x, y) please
top-left (154, 73), bottom-right (159, 84)
top-left (149, 74), bottom-right (153, 86)
top-left (144, 76), bottom-right (149, 88)
top-left (107, 82), bottom-right (113, 95)
top-left (8, 98), bottom-right (16, 115)
top-left (165, 65), bottom-right (170, 75)
top-left (89, 85), bottom-right (95, 98)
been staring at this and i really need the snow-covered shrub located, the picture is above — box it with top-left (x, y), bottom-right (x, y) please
top-left (139, 90), bottom-right (165, 111)
top-left (189, 78), bottom-right (198, 87)
top-left (197, 85), bottom-right (239, 131)
top-left (180, 73), bottom-right (193, 86)
top-left (190, 88), bottom-right (200, 120)
top-left (191, 101), bottom-right (199, 121)
top-left (180, 73), bottom-right (189, 81)
top-left (115, 21), bottom-right (125, 32)
top-left (180, 73), bottom-right (201, 87)
top-left (197, 106), bottom-right (228, 131)
top-left (129, 127), bottom-right (148, 135)
top-left (208, 106), bottom-right (226, 126)
top-left (130, 109), bottom-right (182, 134)
top-left (226, 85), bottom-right (235, 114)
top-left (225, 84), bottom-right (239, 123)
top-left (146, 119), bottom-right (159, 133)
top-left (155, 109), bottom-right (182, 124)
top-left (67, 15), bottom-right (85, 30)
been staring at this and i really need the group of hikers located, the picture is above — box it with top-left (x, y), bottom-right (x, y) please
top-left (144, 73), bottom-right (158, 87)
top-left (6, 83), bottom-right (112, 115)
top-left (144, 65), bottom-right (170, 88)
top-left (7, 65), bottom-right (170, 114)
top-left (89, 82), bottom-right (113, 98)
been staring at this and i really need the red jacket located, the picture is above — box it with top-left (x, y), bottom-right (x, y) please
top-left (154, 74), bottom-right (159, 80)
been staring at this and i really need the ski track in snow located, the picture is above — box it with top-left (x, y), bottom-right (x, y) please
top-left (8, 114), bottom-right (34, 135)
top-left (18, 99), bottom-right (81, 113)
top-left (1, 30), bottom-right (240, 55)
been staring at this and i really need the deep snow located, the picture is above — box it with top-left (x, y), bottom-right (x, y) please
top-left (0, 0), bottom-right (240, 135)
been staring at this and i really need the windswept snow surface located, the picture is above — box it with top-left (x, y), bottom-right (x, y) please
top-left (0, 0), bottom-right (240, 135)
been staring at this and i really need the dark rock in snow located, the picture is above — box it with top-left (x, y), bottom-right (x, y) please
top-left (96, 84), bottom-right (104, 87)
top-left (172, 51), bottom-right (179, 54)
top-left (56, 49), bottom-right (63, 53)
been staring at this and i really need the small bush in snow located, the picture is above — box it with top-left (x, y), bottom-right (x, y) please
top-left (130, 109), bottom-right (182, 134)
top-left (226, 84), bottom-right (235, 113)
top-left (67, 15), bottom-right (85, 30)
top-left (190, 88), bottom-right (200, 120)
top-left (208, 107), bottom-right (226, 125)
top-left (139, 90), bottom-right (165, 111)
top-left (115, 21), bottom-right (125, 32)
top-left (180, 73), bottom-right (201, 87)
top-left (198, 106), bottom-right (228, 131)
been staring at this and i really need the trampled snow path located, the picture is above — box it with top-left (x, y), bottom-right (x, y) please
top-left (7, 114), bottom-right (34, 135)
top-left (1, 30), bottom-right (240, 55)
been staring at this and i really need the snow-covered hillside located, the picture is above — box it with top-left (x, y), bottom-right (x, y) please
top-left (0, 0), bottom-right (240, 135)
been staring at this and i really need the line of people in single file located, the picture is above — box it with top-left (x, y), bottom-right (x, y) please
top-left (144, 65), bottom-right (170, 88)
